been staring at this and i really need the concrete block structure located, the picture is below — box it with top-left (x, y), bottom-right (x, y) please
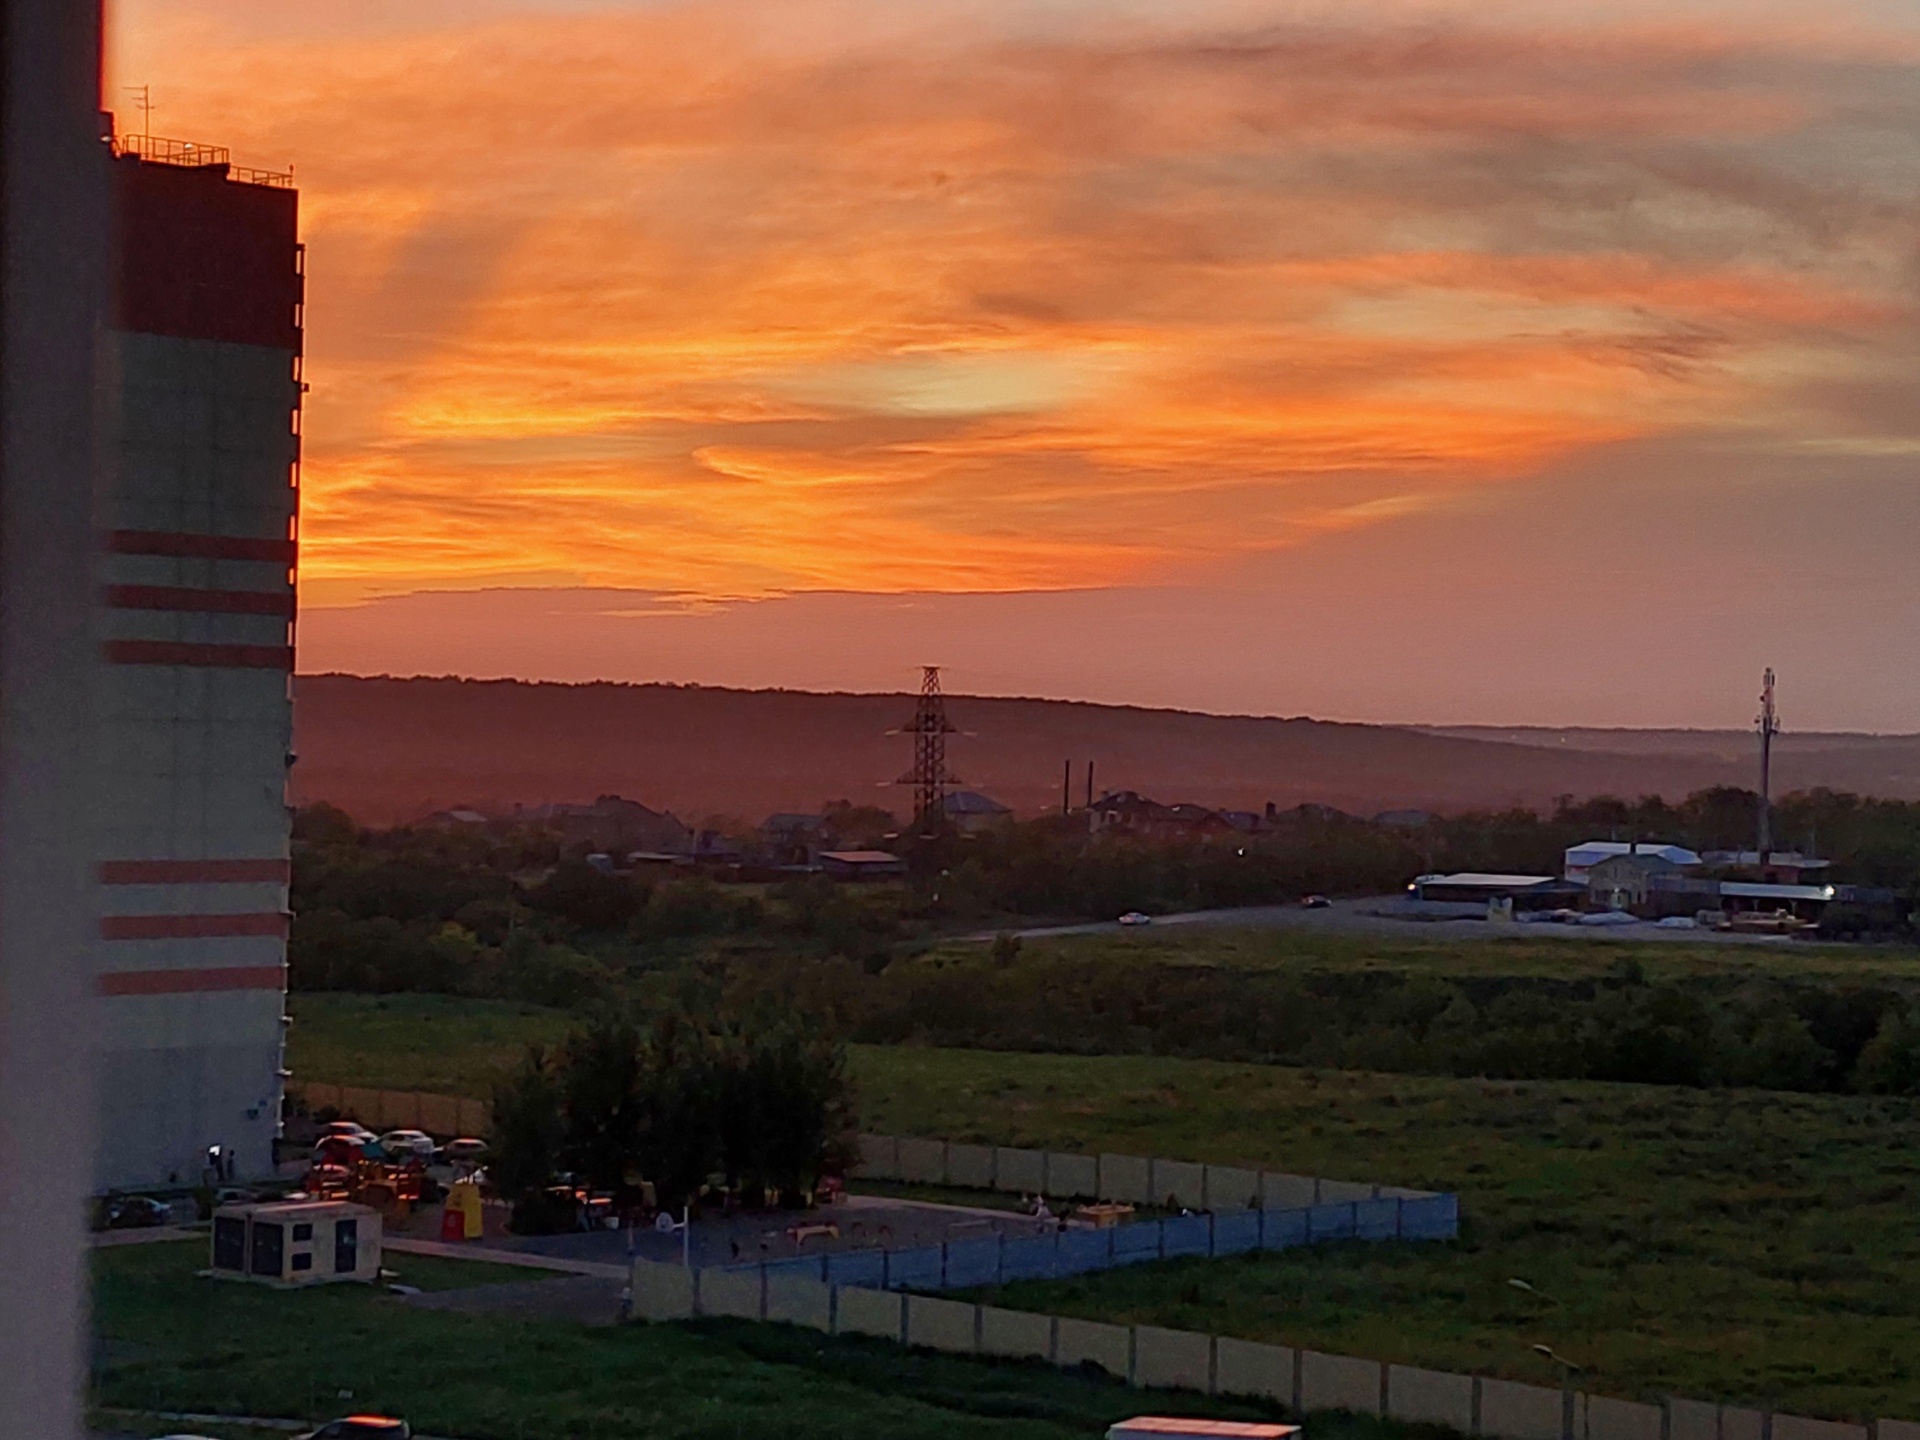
top-left (898, 1137), bottom-right (946, 1183)
top-left (1387, 1365), bottom-right (1475, 1430)
top-left (1479, 1379), bottom-right (1565, 1440)
top-left (1046, 1151), bottom-right (1099, 1198)
top-left (995, 1146), bottom-right (1045, 1193)
top-left (947, 1142), bottom-right (994, 1189)
top-left (765, 1274), bottom-right (832, 1331)
top-left (1055, 1317), bottom-right (1130, 1378)
top-left (697, 1266), bottom-right (763, 1320)
top-left (1133, 1325), bottom-right (1212, 1391)
top-left (96, 138), bottom-right (301, 1191)
top-left (1215, 1338), bottom-right (1294, 1403)
top-left (905, 1295), bottom-right (977, 1354)
top-left (1301, 1350), bottom-right (1381, 1415)
top-left (980, 1305), bottom-right (1053, 1360)
top-left (1587, 1397), bottom-right (1664, 1440)
top-left (835, 1286), bottom-right (903, 1341)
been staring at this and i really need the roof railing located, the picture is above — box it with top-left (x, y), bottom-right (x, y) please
top-left (109, 132), bottom-right (293, 188)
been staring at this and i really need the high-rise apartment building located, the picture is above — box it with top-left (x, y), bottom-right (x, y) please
top-left (95, 134), bottom-right (302, 1189)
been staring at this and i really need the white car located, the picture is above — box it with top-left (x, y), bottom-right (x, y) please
top-left (439, 1137), bottom-right (489, 1164)
top-left (1117, 911), bottom-right (1152, 927)
top-left (379, 1129), bottom-right (436, 1160)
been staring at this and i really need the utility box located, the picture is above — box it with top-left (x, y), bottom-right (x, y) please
top-left (211, 1200), bottom-right (381, 1288)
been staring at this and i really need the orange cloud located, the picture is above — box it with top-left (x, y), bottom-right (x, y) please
top-left (111, 1), bottom-right (1920, 604)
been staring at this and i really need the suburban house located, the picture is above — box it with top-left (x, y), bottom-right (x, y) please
top-left (942, 790), bottom-right (1012, 835)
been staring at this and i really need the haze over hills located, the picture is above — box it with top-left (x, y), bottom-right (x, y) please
top-left (291, 675), bottom-right (1920, 828)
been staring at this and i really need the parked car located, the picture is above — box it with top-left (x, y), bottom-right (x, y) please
top-left (1300, 894), bottom-right (1332, 909)
top-left (440, 1137), bottom-right (489, 1164)
top-left (1117, 911), bottom-right (1151, 927)
top-left (104, 1194), bottom-right (170, 1229)
top-left (379, 1129), bottom-right (436, 1160)
top-left (297, 1418), bottom-right (411, 1439)
top-left (321, 1120), bottom-right (377, 1143)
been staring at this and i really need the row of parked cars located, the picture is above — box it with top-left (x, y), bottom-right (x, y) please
top-left (314, 1119), bottom-right (488, 1167)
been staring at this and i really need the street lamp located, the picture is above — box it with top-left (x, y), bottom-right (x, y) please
top-left (1531, 1344), bottom-right (1588, 1440)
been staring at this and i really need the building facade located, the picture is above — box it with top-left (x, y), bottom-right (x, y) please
top-left (94, 138), bottom-right (302, 1189)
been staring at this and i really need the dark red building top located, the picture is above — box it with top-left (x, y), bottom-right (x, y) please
top-left (113, 155), bottom-right (301, 351)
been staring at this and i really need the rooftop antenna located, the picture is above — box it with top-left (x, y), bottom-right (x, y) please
top-left (1756, 667), bottom-right (1779, 864)
top-left (124, 84), bottom-right (152, 140)
top-left (895, 666), bottom-right (960, 833)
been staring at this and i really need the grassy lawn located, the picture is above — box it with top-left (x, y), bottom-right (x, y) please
top-left (928, 927), bottom-right (1919, 985)
top-left (284, 988), bottom-right (1920, 1419)
top-left (288, 992), bottom-right (572, 1098)
top-left (94, 1240), bottom-right (1413, 1440)
top-left (861, 1047), bottom-right (1920, 1422)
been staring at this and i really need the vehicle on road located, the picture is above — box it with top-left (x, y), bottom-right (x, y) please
top-left (378, 1129), bottom-right (436, 1160)
top-left (440, 1137), bottom-right (489, 1164)
top-left (1118, 911), bottom-right (1152, 927)
top-left (320, 1120), bottom-right (377, 1144)
top-left (297, 1417), bottom-right (411, 1439)
top-left (1300, 894), bottom-right (1331, 909)
top-left (103, 1194), bottom-right (169, 1229)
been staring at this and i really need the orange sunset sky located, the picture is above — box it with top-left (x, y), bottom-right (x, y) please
top-left (112, 0), bottom-right (1920, 727)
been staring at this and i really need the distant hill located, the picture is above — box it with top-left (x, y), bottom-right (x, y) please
top-left (289, 675), bottom-right (1920, 828)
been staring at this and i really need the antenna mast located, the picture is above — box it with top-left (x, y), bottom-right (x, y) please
top-left (1756, 667), bottom-right (1779, 862)
top-left (897, 666), bottom-right (960, 831)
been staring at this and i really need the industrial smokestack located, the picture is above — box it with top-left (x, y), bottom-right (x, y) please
top-left (1062, 759), bottom-right (1071, 815)
top-left (1086, 761), bottom-right (1094, 809)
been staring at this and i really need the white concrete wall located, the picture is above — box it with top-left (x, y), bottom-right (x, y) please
top-left (1215, 1337), bottom-right (1294, 1404)
top-left (1133, 1325), bottom-right (1211, 1391)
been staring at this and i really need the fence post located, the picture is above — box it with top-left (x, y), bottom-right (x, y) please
top-left (1472, 1376), bottom-right (1484, 1435)
top-left (1394, 1196), bottom-right (1404, 1239)
top-left (940, 1240), bottom-right (949, 1289)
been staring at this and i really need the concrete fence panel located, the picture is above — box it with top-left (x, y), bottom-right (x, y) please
top-left (898, 1137), bottom-right (947, 1185)
top-left (1667, 1398), bottom-right (1719, 1440)
top-left (1215, 1337), bottom-right (1294, 1404)
top-left (631, 1260), bottom-right (693, 1322)
top-left (1774, 1418), bottom-right (1868, 1440)
top-left (995, 1146), bottom-right (1046, 1195)
top-left (764, 1274), bottom-right (831, 1331)
top-left (300, 1082), bottom-right (341, 1112)
top-left (943, 1237), bottom-right (1001, 1288)
top-left (1722, 1409), bottom-right (1766, 1440)
top-left (1262, 1173), bottom-right (1318, 1210)
top-left (853, 1134), bottom-right (899, 1180)
top-left (1057, 1317), bottom-right (1131, 1379)
top-left (1302, 1350), bottom-right (1383, 1416)
top-left (1152, 1159), bottom-right (1207, 1211)
top-left (905, 1294), bottom-right (977, 1354)
top-left (834, 1285), bottom-right (904, 1342)
top-left (418, 1093), bottom-right (462, 1137)
top-left (1319, 1179), bottom-right (1377, 1205)
top-left (1099, 1153), bottom-right (1153, 1204)
top-left (1388, 1365), bottom-right (1474, 1431)
top-left (1211, 1211), bottom-right (1260, 1257)
top-left (1046, 1152), bottom-right (1099, 1199)
top-left (696, 1266), bottom-right (763, 1321)
top-left (947, 1143), bottom-right (995, 1189)
top-left (1879, 1423), bottom-right (1920, 1440)
top-left (1133, 1325), bottom-right (1212, 1392)
top-left (455, 1098), bottom-right (490, 1136)
top-left (1206, 1166), bottom-right (1260, 1211)
top-left (980, 1304), bottom-right (1054, 1361)
top-left (1587, 1397), bottom-right (1664, 1440)
top-left (338, 1087), bottom-right (381, 1126)
top-left (1479, 1378), bottom-right (1566, 1440)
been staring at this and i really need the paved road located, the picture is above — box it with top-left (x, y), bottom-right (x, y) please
top-left (973, 896), bottom-right (1804, 946)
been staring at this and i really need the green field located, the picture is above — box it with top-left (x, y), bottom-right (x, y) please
top-left (289, 992), bottom-right (572, 1098)
top-left (95, 1240), bottom-right (1397, 1440)
top-left (288, 991), bottom-right (1920, 1420)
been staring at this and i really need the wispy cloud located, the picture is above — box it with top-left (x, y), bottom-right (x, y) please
top-left (114, 0), bottom-right (1920, 602)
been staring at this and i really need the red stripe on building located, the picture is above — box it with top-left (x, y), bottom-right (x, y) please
top-left (100, 911), bottom-right (290, 940)
top-left (106, 584), bottom-right (294, 616)
top-left (103, 639), bottom-right (293, 670)
top-left (101, 858), bottom-right (291, 885)
top-left (98, 965), bottom-right (286, 997)
top-left (107, 529), bottom-right (297, 562)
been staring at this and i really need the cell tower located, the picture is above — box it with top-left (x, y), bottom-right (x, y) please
top-left (1756, 667), bottom-right (1780, 861)
top-left (897, 665), bottom-right (960, 829)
